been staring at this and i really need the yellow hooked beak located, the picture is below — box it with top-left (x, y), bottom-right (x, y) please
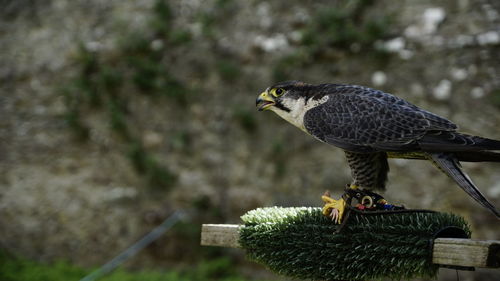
top-left (256, 91), bottom-right (275, 111)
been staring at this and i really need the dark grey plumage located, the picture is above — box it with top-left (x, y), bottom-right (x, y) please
top-left (302, 84), bottom-right (457, 153)
top-left (344, 151), bottom-right (389, 190)
top-left (257, 81), bottom-right (500, 218)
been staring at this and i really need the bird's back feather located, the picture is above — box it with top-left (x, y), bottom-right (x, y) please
top-left (303, 85), bottom-right (457, 152)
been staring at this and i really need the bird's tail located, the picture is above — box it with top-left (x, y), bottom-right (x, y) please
top-left (455, 151), bottom-right (500, 162)
top-left (430, 152), bottom-right (500, 218)
top-left (466, 135), bottom-right (500, 150)
top-left (421, 132), bottom-right (500, 152)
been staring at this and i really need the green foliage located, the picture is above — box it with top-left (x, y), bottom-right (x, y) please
top-left (157, 76), bottom-right (189, 105)
top-left (62, 87), bottom-right (90, 140)
top-left (127, 142), bottom-right (176, 188)
top-left (215, 0), bottom-right (234, 9)
top-left (62, 0), bottom-right (197, 189)
top-left (125, 50), bottom-right (189, 104)
top-left (216, 59), bottom-right (241, 82)
top-left (129, 55), bottom-right (164, 92)
top-left (170, 130), bottom-right (191, 151)
top-left (269, 140), bottom-right (287, 178)
top-left (196, 0), bottom-right (237, 39)
top-left (271, 52), bottom-right (308, 82)
top-left (189, 257), bottom-right (243, 281)
top-left (151, 0), bottom-right (173, 36)
top-left (0, 249), bottom-right (255, 281)
top-left (108, 98), bottom-right (130, 138)
top-left (74, 44), bottom-right (102, 106)
top-left (169, 30), bottom-right (192, 45)
top-left (121, 32), bottom-right (152, 54)
top-left (99, 65), bottom-right (124, 93)
top-left (196, 11), bottom-right (217, 39)
top-left (0, 250), bottom-right (86, 281)
top-left (240, 207), bottom-right (471, 281)
top-left (270, 0), bottom-right (394, 83)
top-left (490, 88), bottom-right (500, 108)
top-left (299, 0), bottom-right (392, 57)
top-left (233, 107), bottom-right (257, 133)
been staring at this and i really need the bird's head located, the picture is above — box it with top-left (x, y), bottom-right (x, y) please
top-left (256, 81), bottom-right (309, 113)
top-left (256, 81), bottom-right (315, 130)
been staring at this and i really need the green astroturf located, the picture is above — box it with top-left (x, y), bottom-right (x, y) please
top-left (239, 207), bottom-right (471, 280)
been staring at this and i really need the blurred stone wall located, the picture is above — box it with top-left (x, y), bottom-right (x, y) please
top-left (1, 0), bottom-right (499, 280)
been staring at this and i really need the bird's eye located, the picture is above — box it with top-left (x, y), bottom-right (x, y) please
top-left (274, 88), bottom-right (284, 96)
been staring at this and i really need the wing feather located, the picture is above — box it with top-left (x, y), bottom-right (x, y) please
top-left (303, 85), bottom-right (457, 152)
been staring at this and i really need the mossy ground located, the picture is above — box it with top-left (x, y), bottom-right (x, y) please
top-left (0, 250), bottom-right (263, 281)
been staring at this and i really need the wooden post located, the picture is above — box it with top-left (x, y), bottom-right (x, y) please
top-left (432, 238), bottom-right (500, 268)
top-left (201, 224), bottom-right (500, 269)
top-left (201, 224), bottom-right (241, 248)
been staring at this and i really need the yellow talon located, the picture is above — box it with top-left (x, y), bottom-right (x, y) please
top-left (321, 194), bottom-right (347, 224)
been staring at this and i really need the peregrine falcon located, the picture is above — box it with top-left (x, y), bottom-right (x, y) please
top-left (256, 81), bottom-right (500, 222)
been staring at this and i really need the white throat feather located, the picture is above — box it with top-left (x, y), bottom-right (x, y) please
top-left (270, 96), bottom-right (329, 132)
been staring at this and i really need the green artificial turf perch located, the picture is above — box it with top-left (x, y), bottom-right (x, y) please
top-left (239, 207), bottom-right (471, 281)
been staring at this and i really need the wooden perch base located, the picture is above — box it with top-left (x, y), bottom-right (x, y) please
top-left (201, 224), bottom-right (500, 269)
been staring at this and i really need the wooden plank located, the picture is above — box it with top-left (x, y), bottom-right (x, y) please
top-left (432, 238), bottom-right (500, 268)
top-left (200, 224), bottom-right (240, 248)
top-left (201, 224), bottom-right (500, 268)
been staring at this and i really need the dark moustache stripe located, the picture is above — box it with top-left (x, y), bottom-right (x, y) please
top-left (274, 100), bottom-right (291, 112)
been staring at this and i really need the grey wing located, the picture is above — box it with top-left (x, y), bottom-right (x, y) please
top-left (303, 87), bottom-right (457, 153)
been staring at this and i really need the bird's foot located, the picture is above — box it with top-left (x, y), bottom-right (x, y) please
top-left (322, 188), bottom-right (405, 223)
top-left (343, 187), bottom-right (405, 211)
top-left (321, 191), bottom-right (347, 224)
